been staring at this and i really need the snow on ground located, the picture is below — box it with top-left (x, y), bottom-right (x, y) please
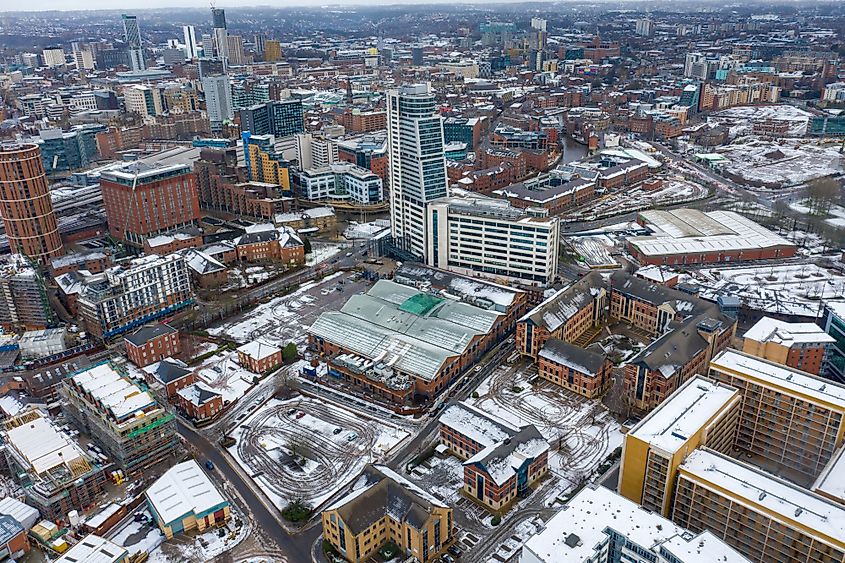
top-left (208, 271), bottom-right (349, 345)
top-left (194, 350), bottom-right (255, 404)
top-left (227, 396), bottom-right (408, 512)
top-left (708, 105), bottom-right (814, 138)
top-left (306, 242), bottom-right (342, 266)
top-left (344, 219), bottom-right (390, 239)
top-left (465, 361), bottom-right (623, 496)
top-left (568, 235), bottom-right (618, 268)
top-left (692, 263), bottom-right (845, 318)
top-left (108, 508), bottom-right (165, 557)
top-left (717, 139), bottom-right (844, 188)
top-left (790, 200), bottom-right (845, 228)
top-left (563, 177), bottom-right (707, 221)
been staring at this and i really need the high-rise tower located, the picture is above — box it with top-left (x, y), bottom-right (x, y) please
top-left (122, 14), bottom-right (145, 71)
top-left (0, 144), bottom-right (63, 262)
top-left (386, 83), bottom-right (447, 261)
top-left (211, 8), bottom-right (229, 71)
top-left (183, 25), bottom-right (199, 60)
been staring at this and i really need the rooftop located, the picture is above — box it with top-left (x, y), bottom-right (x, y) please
top-left (4, 411), bottom-right (87, 475)
top-left (538, 338), bottom-right (607, 375)
top-left (628, 376), bottom-right (739, 454)
top-left (55, 534), bottom-right (128, 563)
top-left (69, 362), bottom-right (158, 422)
top-left (440, 401), bottom-right (520, 449)
top-left (146, 460), bottom-right (227, 526)
top-left (124, 324), bottom-right (177, 347)
top-left (743, 317), bottom-right (835, 347)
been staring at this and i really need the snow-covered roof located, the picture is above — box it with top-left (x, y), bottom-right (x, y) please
top-left (520, 272), bottom-right (605, 332)
top-left (4, 412), bottom-right (87, 475)
top-left (743, 316), bottom-right (835, 347)
top-left (680, 448), bottom-right (845, 545)
top-left (70, 363), bottom-right (157, 421)
top-left (710, 349), bottom-right (845, 410)
top-left (628, 376), bottom-right (739, 454)
top-left (813, 445), bottom-right (845, 504)
top-left (145, 460), bottom-right (227, 526)
top-left (522, 485), bottom-right (748, 562)
top-left (464, 425), bottom-right (549, 486)
top-left (0, 496), bottom-right (40, 531)
top-left (439, 402), bottom-right (519, 448)
top-left (55, 534), bottom-right (128, 563)
top-left (237, 339), bottom-right (282, 361)
top-left (538, 338), bottom-right (606, 375)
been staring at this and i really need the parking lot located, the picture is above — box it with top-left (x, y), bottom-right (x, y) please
top-left (208, 270), bottom-right (370, 347)
top-left (227, 396), bottom-right (408, 511)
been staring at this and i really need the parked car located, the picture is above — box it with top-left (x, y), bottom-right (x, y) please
top-left (346, 432), bottom-right (358, 441)
top-left (448, 545), bottom-right (462, 558)
top-left (333, 427), bottom-right (343, 435)
top-left (205, 460), bottom-right (215, 471)
top-left (296, 411), bottom-right (306, 419)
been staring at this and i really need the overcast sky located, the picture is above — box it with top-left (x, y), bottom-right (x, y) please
top-left (2, 0), bottom-right (505, 11)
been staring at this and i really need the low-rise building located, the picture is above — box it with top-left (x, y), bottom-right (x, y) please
top-left (124, 324), bottom-right (180, 368)
top-left (0, 514), bottom-right (30, 561)
top-left (742, 316), bottom-right (834, 375)
top-left (143, 358), bottom-right (195, 398)
top-left (236, 340), bottom-right (283, 373)
top-left (537, 338), bottom-right (612, 398)
top-left (321, 464), bottom-right (454, 563)
top-left (234, 225), bottom-right (304, 265)
top-left (176, 382), bottom-right (224, 421)
top-left (54, 534), bottom-right (129, 563)
top-left (146, 460), bottom-right (230, 538)
top-left (296, 162), bottom-right (384, 205)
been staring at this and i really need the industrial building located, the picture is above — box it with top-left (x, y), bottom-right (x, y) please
top-left (628, 209), bottom-right (796, 266)
top-left (61, 362), bottom-right (178, 475)
top-left (1, 409), bottom-right (106, 523)
top-left (321, 464), bottom-right (454, 563)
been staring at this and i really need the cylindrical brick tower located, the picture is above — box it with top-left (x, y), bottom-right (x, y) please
top-left (0, 143), bottom-right (63, 263)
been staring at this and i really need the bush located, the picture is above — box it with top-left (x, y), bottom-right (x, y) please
top-left (471, 391), bottom-right (480, 399)
top-left (282, 498), bottom-right (311, 522)
top-left (323, 539), bottom-right (340, 558)
top-left (491, 515), bottom-right (502, 526)
top-left (378, 540), bottom-right (399, 560)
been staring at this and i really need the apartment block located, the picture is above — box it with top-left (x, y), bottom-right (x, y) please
top-left (297, 162), bottom-right (384, 205)
top-left (0, 254), bottom-right (55, 331)
top-left (321, 464), bottom-right (454, 563)
top-left (1, 410), bottom-right (106, 523)
top-left (537, 338), bottom-right (612, 398)
top-left (234, 225), bottom-right (304, 265)
top-left (516, 272), bottom-right (608, 359)
top-left (236, 340), bottom-right (283, 373)
top-left (673, 448), bottom-right (845, 563)
top-left (821, 303), bottom-right (845, 382)
top-left (742, 316), bottom-right (834, 375)
top-left (77, 254), bottom-right (194, 340)
top-left (426, 192), bottom-right (560, 285)
top-left (100, 163), bottom-right (201, 247)
top-left (61, 362), bottom-right (178, 475)
top-left (124, 324), bottom-right (180, 368)
top-left (176, 382), bottom-right (223, 422)
top-left (618, 376), bottom-right (741, 516)
top-left (708, 349), bottom-right (845, 479)
top-left (521, 485), bottom-right (749, 563)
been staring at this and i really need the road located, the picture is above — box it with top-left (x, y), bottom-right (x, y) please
top-left (176, 419), bottom-right (319, 561)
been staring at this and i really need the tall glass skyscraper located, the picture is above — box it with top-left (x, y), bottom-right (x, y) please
top-left (122, 14), bottom-right (145, 71)
top-left (211, 8), bottom-right (229, 71)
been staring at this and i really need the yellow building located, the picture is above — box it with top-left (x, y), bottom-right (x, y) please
top-left (618, 375), bottom-right (741, 516)
top-left (264, 40), bottom-right (283, 62)
top-left (321, 465), bottom-right (453, 563)
top-left (246, 142), bottom-right (291, 191)
top-left (673, 448), bottom-right (845, 563)
top-left (708, 349), bottom-right (845, 479)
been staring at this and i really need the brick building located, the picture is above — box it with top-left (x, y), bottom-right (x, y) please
top-left (176, 382), bottom-right (224, 421)
top-left (234, 225), bottom-right (304, 265)
top-left (741, 317), bottom-right (833, 375)
top-left (537, 338), bottom-right (612, 398)
top-left (236, 340), bottom-right (283, 373)
top-left (124, 324), bottom-right (180, 368)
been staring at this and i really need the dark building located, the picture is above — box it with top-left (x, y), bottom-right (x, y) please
top-left (238, 100), bottom-right (304, 137)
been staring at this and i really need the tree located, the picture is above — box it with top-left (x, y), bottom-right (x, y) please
top-left (282, 342), bottom-right (298, 362)
top-left (805, 177), bottom-right (841, 217)
top-left (302, 236), bottom-right (312, 255)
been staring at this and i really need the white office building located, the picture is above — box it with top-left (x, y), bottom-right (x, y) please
top-left (298, 162), bottom-right (384, 205)
top-left (201, 74), bottom-right (233, 132)
top-left (387, 83), bottom-right (448, 261)
top-left (426, 191), bottom-right (559, 285)
top-left (183, 25), bottom-right (199, 60)
top-left (296, 133), bottom-right (339, 169)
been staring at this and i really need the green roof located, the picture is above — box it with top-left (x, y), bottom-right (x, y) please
top-left (399, 293), bottom-right (443, 316)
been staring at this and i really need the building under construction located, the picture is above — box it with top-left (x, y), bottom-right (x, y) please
top-left (0, 254), bottom-right (55, 331)
top-left (1, 409), bottom-right (106, 523)
top-left (60, 362), bottom-right (178, 476)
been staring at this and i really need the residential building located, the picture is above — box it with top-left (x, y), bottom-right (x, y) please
top-left (629, 209), bottom-right (796, 266)
top-left (618, 376), bottom-right (741, 516)
top-left (123, 85), bottom-right (164, 117)
top-left (443, 116), bottom-right (483, 149)
top-left (742, 317), bottom-right (834, 375)
top-left (124, 324), bottom-right (180, 368)
top-left (635, 18), bottom-right (655, 37)
top-left (387, 83), bottom-right (448, 261)
top-left (37, 126), bottom-right (103, 175)
top-left (520, 485), bottom-right (749, 563)
top-left (516, 272), bottom-right (608, 359)
top-left (537, 338), bottom-right (612, 398)
top-left (76, 254), bottom-right (194, 339)
top-left (233, 224), bottom-right (304, 265)
top-left (708, 349), bottom-right (845, 480)
top-left (122, 15), bottom-right (145, 72)
top-left (238, 99), bottom-right (304, 138)
top-left (309, 277), bottom-right (519, 405)
top-left (226, 35), bottom-right (245, 66)
top-left (175, 382), bottom-right (223, 421)
top-left (236, 340), bottom-right (283, 373)
top-left (142, 358), bottom-right (195, 398)
top-left (0, 254), bottom-right (55, 331)
top-left (42, 47), bottom-right (66, 68)
top-left (1, 409), bottom-right (106, 523)
top-left (100, 163), bottom-right (201, 247)
top-left (146, 460), bottom-right (230, 538)
top-left (297, 162), bottom-right (384, 205)
top-left (0, 144), bottom-right (63, 262)
top-left (264, 39), bottom-right (282, 62)
top-left (673, 448), bottom-right (845, 563)
top-left (820, 302), bottom-right (845, 382)
top-left (202, 74), bottom-right (234, 132)
top-left (61, 361), bottom-right (178, 475)
top-left (0, 515), bottom-right (29, 561)
top-left (439, 401), bottom-right (521, 459)
top-left (426, 192), bottom-right (559, 285)
top-left (337, 134), bottom-right (388, 183)
top-left (296, 132), bottom-right (338, 169)
top-left (321, 464), bottom-right (454, 563)
top-left (211, 8), bottom-right (228, 70)
top-left (242, 132), bottom-right (292, 191)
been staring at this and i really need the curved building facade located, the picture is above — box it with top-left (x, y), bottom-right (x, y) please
top-left (0, 143), bottom-right (63, 262)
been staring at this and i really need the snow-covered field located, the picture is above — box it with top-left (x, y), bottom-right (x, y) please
top-left (306, 242), bottom-right (342, 266)
top-left (194, 350), bottom-right (255, 404)
top-left (227, 396), bottom-right (408, 512)
top-left (717, 140), bottom-right (844, 188)
top-left (790, 200), bottom-right (845, 228)
top-left (568, 235), bottom-right (618, 268)
top-left (691, 263), bottom-right (845, 318)
top-left (466, 361), bottom-right (622, 500)
top-left (708, 105), bottom-right (814, 138)
top-left (208, 271), bottom-right (358, 345)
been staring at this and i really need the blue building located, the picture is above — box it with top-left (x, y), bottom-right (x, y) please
top-left (239, 99), bottom-right (304, 138)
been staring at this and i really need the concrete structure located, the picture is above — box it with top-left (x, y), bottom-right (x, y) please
top-left (122, 15), bottom-right (145, 72)
top-left (629, 210), bottom-right (796, 266)
top-left (820, 302), bottom-right (845, 382)
top-left (321, 464), bottom-right (454, 563)
top-left (297, 162), bottom-right (384, 205)
top-left (100, 163), bottom-right (200, 247)
top-left (202, 74), bottom-right (233, 132)
top-left (387, 83), bottom-right (448, 261)
top-left (146, 460), bottom-right (229, 539)
top-left (77, 254), bottom-right (194, 339)
top-left (520, 485), bottom-right (749, 563)
top-left (0, 144), bottom-right (63, 263)
top-left (0, 254), bottom-right (54, 331)
top-left (426, 192), bottom-right (559, 285)
top-left (124, 324), bottom-right (180, 368)
top-left (742, 317), bottom-right (834, 375)
top-left (62, 362), bottom-right (178, 475)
